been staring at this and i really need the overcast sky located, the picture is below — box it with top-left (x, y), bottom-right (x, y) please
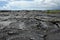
top-left (0, 0), bottom-right (60, 10)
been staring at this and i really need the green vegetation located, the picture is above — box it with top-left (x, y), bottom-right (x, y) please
top-left (46, 10), bottom-right (60, 14)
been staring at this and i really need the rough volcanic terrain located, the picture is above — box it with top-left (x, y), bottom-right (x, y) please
top-left (0, 10), bottom-right (60, 40)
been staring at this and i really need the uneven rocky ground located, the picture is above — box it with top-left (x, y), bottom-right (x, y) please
top-left (0, 11), bottom-right (60, 40)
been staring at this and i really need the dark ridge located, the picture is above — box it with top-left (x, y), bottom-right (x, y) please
top-left (0, 10), bottom-right (45, 12)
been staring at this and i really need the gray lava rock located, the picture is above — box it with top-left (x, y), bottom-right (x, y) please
top-left (0, 11), bottom-right (60, 40)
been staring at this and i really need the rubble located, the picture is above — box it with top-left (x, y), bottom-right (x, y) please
top-left (0, 10), bottom-right (60, 40)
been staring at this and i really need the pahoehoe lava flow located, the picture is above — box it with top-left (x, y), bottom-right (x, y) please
top-left (0, 10), bottom-right (60, 40)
